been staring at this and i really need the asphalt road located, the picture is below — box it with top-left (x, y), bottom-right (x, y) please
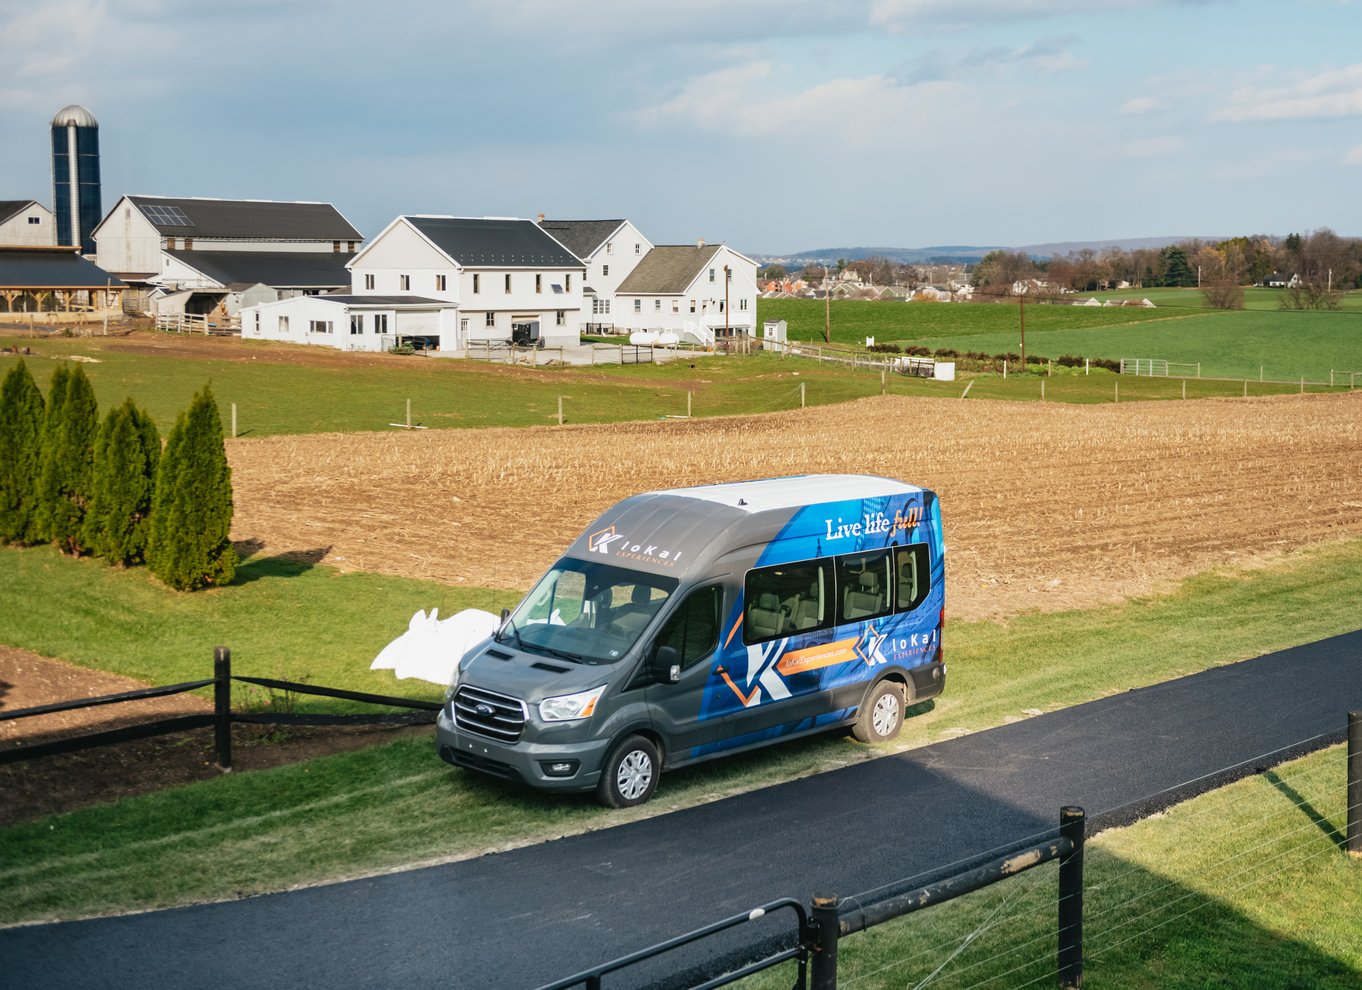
top-left (5, 630), bottom-right (1360, 989)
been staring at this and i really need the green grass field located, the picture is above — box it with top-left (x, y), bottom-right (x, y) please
top-left (2, 537), bottom-right (1361, 930)
top-left (0, 337), bottom-right (893, 437)
top-left (759, 295), bottom-right (1362, 382)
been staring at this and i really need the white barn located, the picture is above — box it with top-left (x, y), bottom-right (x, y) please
top-left (537, 218), bottom-right (652, 332)
top-left (0, 200), bottom-right (58, 247)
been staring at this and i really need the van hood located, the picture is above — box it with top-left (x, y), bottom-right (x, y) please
top-left (459, 640), bottom-right (623, 703)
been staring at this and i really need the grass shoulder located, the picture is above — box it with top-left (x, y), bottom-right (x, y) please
top-left (3, 537), bottom-right (1362, 925)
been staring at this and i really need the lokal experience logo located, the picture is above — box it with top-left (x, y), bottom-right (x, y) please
top-left (587, 524), bottom-right (684, 566)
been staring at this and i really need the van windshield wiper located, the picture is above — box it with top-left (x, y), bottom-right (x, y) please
top-left (529, 644), bottom-right (586, 664)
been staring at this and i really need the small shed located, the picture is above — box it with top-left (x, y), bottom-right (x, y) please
top-left (0, 246), bottom-right (123, 317)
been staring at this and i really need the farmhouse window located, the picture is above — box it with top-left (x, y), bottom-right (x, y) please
top-left (672, 300), bottom-right (679, 313)
top-left (709, 268), bottom-right (716, 283)
top-left (566, 274), bottom-right (572, 291)
top-left (633, 298), bottom-right (641, 313)
top-left (505, 274), bottom-right (512, 293)
top-left (556, 310), bottom-right (565, 326)
top-left (485, 311), bottom-right (496, 327)
top-left (635, 243), bottom-right (641, 255)
top-left (473, 274), bottom-right (480, 293)
top-left (309, 320), bottom-right (332, 334)
top-left (400, 274), bottom-right (411, 291)
top-left (350, 315), bottom-right (363, 334)
top-left (364, 273), bottom-right (375, 290)
top-left (28, 216), bottom-right (40, 225)
top-left (536, 274), bottom-right (542, 293)
top-left (435, 274), bottom-right (447, 292)
top-left (374, 314), bottom-right (389, 333)
top-left (606, 242), bottom-right (613, 255)
top-left (689, 300), bottom-right (696, 313)
top-left (278, 316), bottom-right (289, 333)
top-left (654, 299), bottom-right (661, 312)
top-left (602, 265), bottom-right (609, 277)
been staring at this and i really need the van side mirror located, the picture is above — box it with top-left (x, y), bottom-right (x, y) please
top-left (654, 645), bottom-right (681, 684)
top-left (499, 607), bottom-right (510, 631)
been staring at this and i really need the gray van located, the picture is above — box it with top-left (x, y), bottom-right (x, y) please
top-left (437, 474), bottom-right (945, 806)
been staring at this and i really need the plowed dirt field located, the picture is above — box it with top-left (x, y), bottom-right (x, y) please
top-left (229, 392), bottom-right (1362, 621)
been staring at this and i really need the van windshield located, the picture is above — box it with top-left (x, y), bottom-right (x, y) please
top-left (501, 558), bottom-right (679, 665)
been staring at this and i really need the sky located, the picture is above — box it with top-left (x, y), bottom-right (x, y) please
top-left (2, 0), bottom-right (1360, 255)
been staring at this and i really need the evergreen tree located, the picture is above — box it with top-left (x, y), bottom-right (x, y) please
top-left (84, 399), bottom-right (161, 565)
top-left (147, 386), bottom-right (236, 591)
top-left (34, 365), bottom-right (100, 553)
top-left (0, 359), bottom-right (47, 544)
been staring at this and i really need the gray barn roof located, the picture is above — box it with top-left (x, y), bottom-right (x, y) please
top-left (164, 250), bottom-right (354, 289)
top-left (0, 248), bottom-right (124, 288)
top-left (406, 217), bottom-right (583, 268)
top-left (127, 196), bottom-right (361, 241)
top-left (617, 245), bottom-right (722, 295)
top-left (0, 200), bottom-right (40, 226)
top-left (537, 219), bottom-right (625, 260)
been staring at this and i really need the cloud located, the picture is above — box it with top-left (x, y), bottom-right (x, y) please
top-left (899, 35), bottom-right (1086, 84)
top-left (870, 0), bottom-right (1198, 31)
top-left (625, 60), bottom-right (965, 151)
top-left (1120, 96), bottom-right (1162, 114)
top-left (1212, 65), bottom-right (1362, 121)
top-left (1114, 135), bottom-right (1186, 158)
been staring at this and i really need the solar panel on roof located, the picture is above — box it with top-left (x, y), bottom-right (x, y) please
top-left (143, 204), bottom-right (194, 226)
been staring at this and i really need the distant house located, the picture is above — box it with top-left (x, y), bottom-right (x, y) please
top-left (242, 215), bottom-right (586, 354)
top-left (1263, 272), bottom-right (1299, 288)
top-left (0, 246), bottom-right (123, 316)
top-left (614, 241), bottom-right (758, 344)
top-left (0, 200), bottom-right (57, 247)
top-left (537, 218), bottom-right (651, 332)
top-left (92, 195), bottom-right (362, 315)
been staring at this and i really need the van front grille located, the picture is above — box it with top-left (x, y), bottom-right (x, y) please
top-left (453, 685), bottom-right (527, 742)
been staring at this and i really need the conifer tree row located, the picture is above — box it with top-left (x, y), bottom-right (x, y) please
top-left (84, 399), bottom-right (161, 566)
top-left (0, 359), bottom-right (46, 544)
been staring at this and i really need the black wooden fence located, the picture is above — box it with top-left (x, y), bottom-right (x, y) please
top-left (0, 646), bottom-right (439, 769)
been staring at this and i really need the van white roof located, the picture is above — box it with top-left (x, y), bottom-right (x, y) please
top-left (660, 474), bottom-right (922, 513)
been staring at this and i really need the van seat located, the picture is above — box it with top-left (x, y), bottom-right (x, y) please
top-left (844, 570), bottom-right (883, 619)
top-left (748, 592), bottom-right (785, 640)
top-left (792, 582), bottom-right (822, 630)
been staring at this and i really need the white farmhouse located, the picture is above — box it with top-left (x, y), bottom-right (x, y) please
top-left (537, 218), bottom-right (652, 332)
top-left (241, 215), bottom-right (586, 354)
top-left (614, 241), bottom-right (758, 345)
top-left (92, 195), bottom-right (361, 315)
top-left (0, 200), bottom-right (58, 247)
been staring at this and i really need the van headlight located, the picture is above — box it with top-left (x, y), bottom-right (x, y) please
top-left (539, 685), bottom-right (606, 722)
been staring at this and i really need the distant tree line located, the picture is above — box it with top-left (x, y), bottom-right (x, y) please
top-left (969, 229), bottom-right (1361, 311)
top-left (0, 360), bottom-right (236, 591)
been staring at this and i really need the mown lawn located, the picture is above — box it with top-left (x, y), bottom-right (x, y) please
top-left (0, 335), bottom-right (894, 437)
top-left (2, 537), bottom-right (1361, 925)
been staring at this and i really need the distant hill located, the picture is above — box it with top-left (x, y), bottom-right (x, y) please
top-left (757, 236), bottom-right (1225, 266)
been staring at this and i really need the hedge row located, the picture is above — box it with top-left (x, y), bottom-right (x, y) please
top-left (0, 360), bottom-right (236, 591)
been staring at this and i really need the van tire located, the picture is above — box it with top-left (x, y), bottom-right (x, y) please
top-left (596, 735), bottom-right (660, 808)
top-left (852, 680), bottom-right (905, 743)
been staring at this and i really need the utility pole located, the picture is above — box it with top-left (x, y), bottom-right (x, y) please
top-left (1018, 289), bottom-right (1026, 368)
top-left (724, 264), bottom-right (731, 339)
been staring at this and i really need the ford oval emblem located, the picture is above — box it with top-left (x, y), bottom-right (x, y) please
top-left (474, 703), bottom-right (495, 717)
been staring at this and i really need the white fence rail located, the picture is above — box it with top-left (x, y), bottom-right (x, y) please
top-left (154, 313), bottom-right (240, 336)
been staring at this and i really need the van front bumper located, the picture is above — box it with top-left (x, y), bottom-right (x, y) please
top-left (436, 707), bottom-right (611, 792)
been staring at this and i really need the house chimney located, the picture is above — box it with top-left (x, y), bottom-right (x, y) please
top-left (696, 237), bottom-right (705, 249)
top-left (537, 213), bottom-right (545, 224)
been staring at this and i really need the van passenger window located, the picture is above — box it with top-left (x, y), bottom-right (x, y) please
top-left (894, 544), bottom-right (932, 612)
top-left (653, 585), bottom-right (722, 670)
top-left (836, 550), bottom-right (893, 624)
top-left (744, 560), bottom-right (833, 644)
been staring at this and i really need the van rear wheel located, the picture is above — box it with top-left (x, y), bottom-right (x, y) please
top-left (596, 735), bottom-right (660, 808)
top-left (852, 680), bottom-right (905, 743)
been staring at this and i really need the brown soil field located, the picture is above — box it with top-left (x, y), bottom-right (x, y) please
top-left (229, 392), bottom-right (1362, 621)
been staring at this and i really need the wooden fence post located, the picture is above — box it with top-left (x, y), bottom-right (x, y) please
top-left (557, 396), bottom-right (564, 427)
top-left (800, 382), bottom-right (806, 409)
top-left (214, 646), bottom-right (232, 770)
top-left (1058, 806), bottom-right (1086, 989)
top-left (231, 403), bottom-right (238, 438)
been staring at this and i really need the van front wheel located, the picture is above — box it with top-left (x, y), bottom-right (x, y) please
top-left (596, 735), bottom-right (660, 808)
top-left (852, 680), bottom-right (905, 743)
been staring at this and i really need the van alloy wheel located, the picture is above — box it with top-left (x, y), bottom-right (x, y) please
top-left (596, 734), bottom-right (661, 808)
top-left (617, 750), bottom-right (653, 800)
top-left (872, 691), bottom-right (900, 737)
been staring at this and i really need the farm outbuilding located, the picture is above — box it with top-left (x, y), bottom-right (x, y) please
top-left (0, 245), bottom-right (123, 317)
